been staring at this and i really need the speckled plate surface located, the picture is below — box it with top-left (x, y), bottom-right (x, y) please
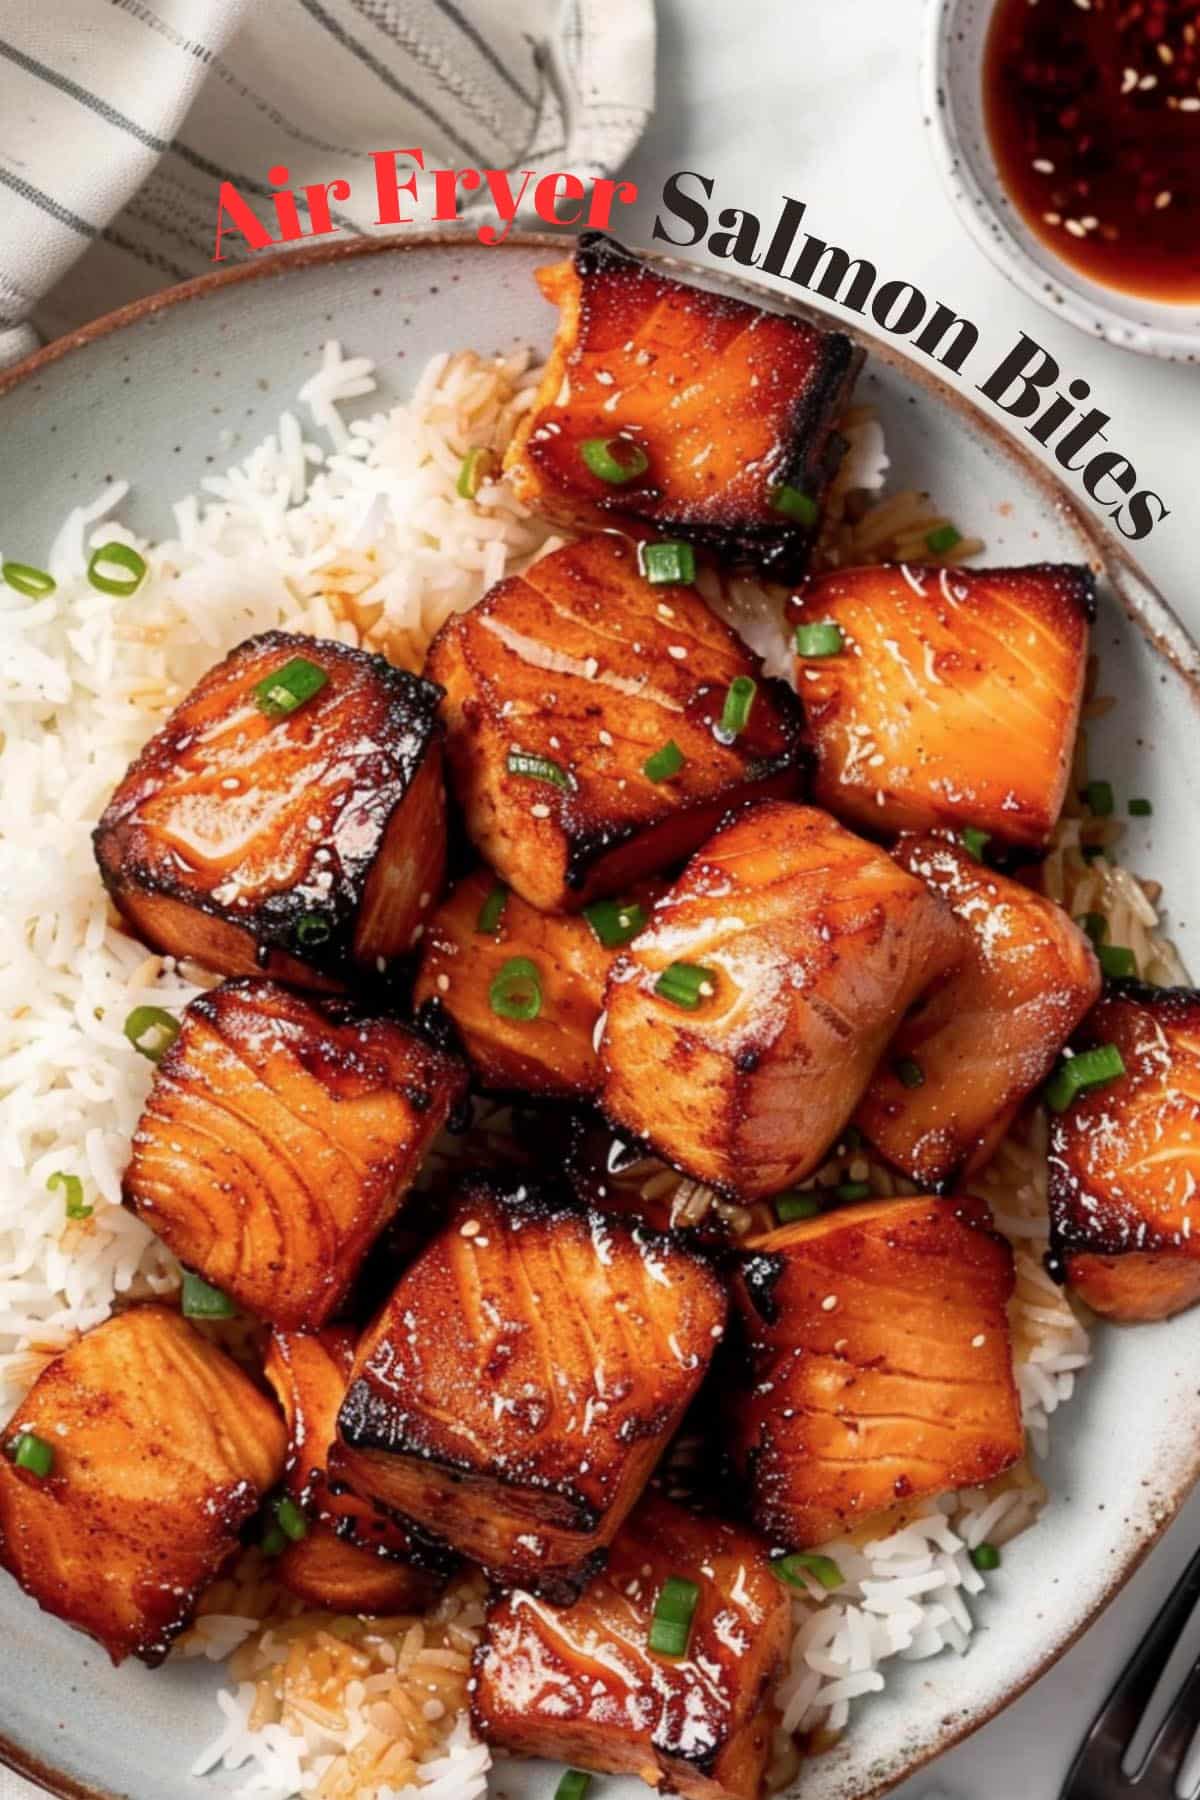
top-left (0, 234), bottom-right (1198, 1800)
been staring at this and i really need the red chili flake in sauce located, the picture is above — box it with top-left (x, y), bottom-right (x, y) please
top-left (984, 0), bottom-right (1200, 302)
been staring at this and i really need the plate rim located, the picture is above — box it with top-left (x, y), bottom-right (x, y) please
top-left (1, 228), bottom-right (1198, 1800)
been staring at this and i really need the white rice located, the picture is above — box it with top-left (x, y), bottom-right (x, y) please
top-left (0, 339), bottom-right (1178, 1797)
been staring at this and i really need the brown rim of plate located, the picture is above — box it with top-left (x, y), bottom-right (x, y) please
top-left (0, 228), bottom-right (1197, 1800)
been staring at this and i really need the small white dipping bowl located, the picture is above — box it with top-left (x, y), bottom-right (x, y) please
top-left (921, 0), bottom-right (1200, 362)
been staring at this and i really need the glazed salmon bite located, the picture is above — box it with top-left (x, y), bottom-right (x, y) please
top-left (504, 231), bottom-right (861, 578)
top-left (599, 799), bottom-right (963, 1200)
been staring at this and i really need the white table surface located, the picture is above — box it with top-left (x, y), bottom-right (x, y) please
top-left (3, 6), bottom-right (1199, 1799)
top-left (623, 4), bottom-right (1200, 1800)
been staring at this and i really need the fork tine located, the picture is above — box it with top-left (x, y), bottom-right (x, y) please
top-left (1061, 1544), bottom-right (1200, 1800)
top-left (1136, 1653), bottom-right (1200, 1793)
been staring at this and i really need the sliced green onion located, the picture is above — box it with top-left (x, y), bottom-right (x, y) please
top-left (48, 1171), bottom-right (91, 1221)
top-left (554, 1774), bottom-right (591, 1800)
top-left (971, 1542), bottom-right (1001, 1572)
top-left (773, 1551), bottom-right (844, 1592)
top-left (960, 827), bottom-right (991, 862)
top-left (254, 655), bottom-right (328, 719)
top-left (895, 1058), bottom-right (925, 1090)
top-left (775, 1192), bottom-right (822, 1224)
top-left (771, 484), bottom-right (818, 526)
top-left (295, 913), bottom-right (332, 948)
top-left (2, 560), bottom-right (56, 598)
top-left (1098, 944), bottom-right (1137, 979)
top-left (584, 898), bottom-right (648, 949)
top-left (489, 957), bottom-right (542, 1022)
top-left (717, 675), bottom-right (756, 743)
top-left (87, 541), bottom-right (148, 596)
top-left (639, 540), bottom-right (696, 585)
top-left (1076, 911), bottom-right (1107, 947)
top-left (581, 436), bottom-right (649, 485)
top-left (832, 1180), bottom-right (872, 1202)
top-left (1044, 1043), bottom-right (1126, 1113)
top-left (1129, 797), bottom-right (1153, 817)
top-left (275, 1495), bottom-right (308, 1543)
top-left (9, 1432), bottom-right (53, 1479)
top-left (476, 883), bottom-right (508, 936)
top-left (181, 1270), bottom-right (237, 1319)
top-left (507, 750), bottom-right (572, 790)
top-left (655, 962), bottom-right (716, 1011)
top-left (261, 1521), bottom-right (287, 1557)
top-left (648, 1574), bottom-right (700, 1659)
top-left (456, 446), bottom-right (495, 499)
top-left (643, 740), bottom-right (685, 783)
top-left (1083, 779), bottom-right (1114, 817)
top-left (123, 1005), bottom-right (179, 1064)
top-left (924, 524), bottom-right (961, 555)
top-left (794, 621), bottom-right (843, 658)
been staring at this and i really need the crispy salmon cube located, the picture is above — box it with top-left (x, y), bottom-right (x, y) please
top-left (473, 1492), bottom-right (789, 1800)
top-left (426, 534), bottom-right (806, 912)
top-left (334, 1178), bottom-right (727, 1598)
top-left (264, 1328), bottom-right (448, 1613)
top-left (856, 833), bottom-right (1100, 1188)
top-left (0, 1306), bottom-right (284, 1664)
top-left (123, 979), bottom-right (465, 1328)
top-left (1049, 984), bottom-right (1200, 1321)
top-left (600, 800), bottom-right (963, 1200)
top-left (94, 630), bottom-right (446, 988)
top-left (504, 232), bottom-right (860, 579)
top-left (413, 868), bottom-right (664, 1098)
top-left (729, 1196), bottom-right (1022, 1545)
top-left (788, 562), bottom-right (1094, 847)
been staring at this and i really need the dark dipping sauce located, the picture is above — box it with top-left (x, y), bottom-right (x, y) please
top-left (984, 0), bottom-right (1200, 304)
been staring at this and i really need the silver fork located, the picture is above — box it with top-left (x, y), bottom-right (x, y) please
top-left (1062, 1545), bottom-right (1200, 1799)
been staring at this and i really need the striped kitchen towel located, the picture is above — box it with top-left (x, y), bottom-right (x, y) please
top-left (0, 0), bottom-right (655, 366)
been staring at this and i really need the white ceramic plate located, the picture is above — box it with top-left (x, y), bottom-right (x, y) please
top-left (0, 234), bottom-right (1198, 1800)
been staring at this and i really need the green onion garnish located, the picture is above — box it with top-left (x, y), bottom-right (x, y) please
top-left (584, 898), bottom-right (648, 949)
top-left (507, 750), bottom-right (572, 790)
top-left (794, 621), bottom-right (843, 658)
top-left (776, 1192), bottom-right (822, 1223)
top-left (9, 1432), bottom-right (53, 1479)
top-left (489, 957), bottom-right (542, 1022)
top-left (648, 1574), bottom-right (700, 1659)
top-left (275, 1495), bottom-right (308, 1543)
top-left (456, 447), bottom-right (494, 499)
top-left (643, 740), bottom-right (685, 783)
top-left (772, 1551), bottom-right (844, 1592)
top-left (254, 656), bottom-right (328, 719)
top-left (833, 1180), bottom-right (872, 1202)
top-left (1044, 1043), bottom-right (1126, 1113)
top-left (1098, 944), bottom-right (1136, 979)
top-left (48, 1171), bottom-right (91, 1221)
top-left (971, 1542), bottom-right (1001, 1572)
top-left (1129, 797), bottom-right (1153, 817)
top-left (717, 675), bottom-right (756, 743)
top-left (771, 484), bottom-right (818, 526)
top-left (554, 1774), bottom-right (591, 1800)
top-left (261, 1521), bottom-right (287, 1557)
top-left (1083, 779), bottom-right (1114, 817)
top-left (476, 883), bottom-right (508, 936)
top-left (895, 1058), bottom-right (925, 1090)
top-left (581, 436), bottom-right (649, 485)
top-left (87, 541), bottom-right (148, 597)
top-left (924, 524), bottom-right (961, 555)
top-left (123, 1005), bottom-right (179, 1063)
top-left (181, 1270), bottom-right (237, 1319)
top-left (655, 962), bottom-right (717, 1010)
top-left (639, 540), bottom-right (696, 585)
top-left (960, 827), bottom-right (991, 862)
top-left (1076, 912), bottom-right (1107, 947)
top-left (295, 914), bottom-right (332, 948)
top-left (2, 560), bottom-right (56, 598)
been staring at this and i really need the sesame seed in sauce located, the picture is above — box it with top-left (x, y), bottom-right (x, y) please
top-left (821, 1294), bottom-right (839, 1312)
top-left (460, 1219), bottom-right (480, 1237)
top-left (530, 803), bottom-right (551, 818)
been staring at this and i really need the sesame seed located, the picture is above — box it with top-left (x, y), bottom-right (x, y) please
top-left (668, 645), bottom-right (687, 660)
top-left (1065, 218), bottom-right (1087, 238)
top-left (1043, 212), bottom-right (1062, 225)
top-left (436, 973), bottom-right (450, 993)
top-left (1139, 73), bottom-right (1158, 89)
top-left (821, 1294), bottom-right (838, 1312)
top-left (530, 803), bottom-right (551, 818)
top-left (598, 729), bottom-right (613, 746)
top-left (460, 1219), bottom-right (480, 1237)
top-left (657, 603), bottom-right (676, 620)
top-left (1156, 190), bottom-right (1173, 210)
top-left (698, 981), bottom-right (715, 998)
top-left (972, 1333), bottom-right (987, 1348)
top-left (1158, 41), bottom-right (1174, 63)
top-left (1121, 67), bottom-right (1138, 94)
top-left (1032, 158), bottom-right (1054, 174)
top-left (1180, 96), bottom-right (1200, 110)
top-left (583, 657), bottom-right (599, 679)
top-left (419, 891), bottom-right (431, 908)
